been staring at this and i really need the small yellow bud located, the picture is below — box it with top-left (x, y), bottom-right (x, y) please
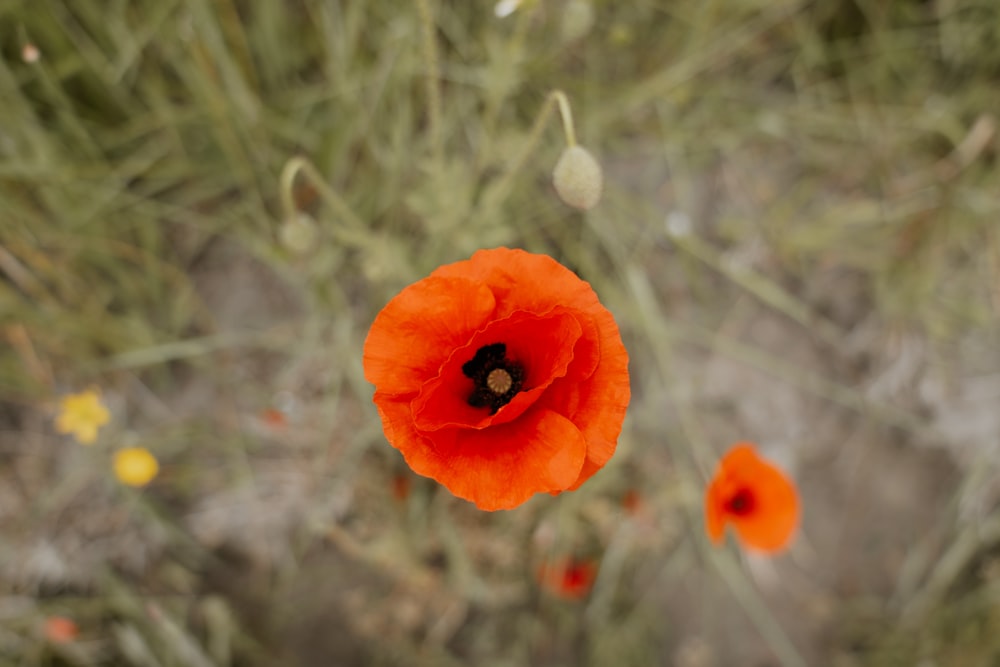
top-left (113, 447), bottom-right (159, 488)
top-left (552, 145), bottom-right (603, 210)
top-left (278, 213), bottom-right (317, 255)
top-left (55, 388), bottom-right (110, 445)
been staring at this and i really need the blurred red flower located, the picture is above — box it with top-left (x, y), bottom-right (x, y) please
top-left (43, 616), bottom-right (79, 643)
top-left (621, 488), bottom-right (644, 515)
top-left (260, 407), bottom-right (287, 429)
top-left (363, 248), bottom-right (630, 511)
top-left (537, 557), bottom-right (597, 600)
top-left (704, 442), bottom-right (799, 554)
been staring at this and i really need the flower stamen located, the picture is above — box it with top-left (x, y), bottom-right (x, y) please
top-left (725, 488), bottom-right (756, 516)
top-left (487, 368), bottom-right (513, 394)
top-left (462, 343), bottom-right (525, 414)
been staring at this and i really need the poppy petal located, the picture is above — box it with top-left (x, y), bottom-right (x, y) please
top-left (410, 309), bottom-right (583, 431)
top-left (731, 464), bottom-right (798, 552)
top-left (376, 402), bottom-right (588, 510)
top-left (704, 443), bottom-right (800, 553)
top-left (720, 442), bottom-right (761, 471)
top-left (363, 276), bottom-right (497, 397)
top-left (432, 248), bottom-right (603, 319)
top-left (541, 309), bottom-right (630, 489)
top-left (704, 478), bottom-right (729, 544)
top-left (441, 409), bottom-right (589, 509)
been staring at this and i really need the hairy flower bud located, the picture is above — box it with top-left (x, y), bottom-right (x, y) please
top-left (552, 145), bottom-right (603, 210)
top-left (560, 1), bottom-right (595, 43)
top-left (279, 213), bottom-right (317, 255)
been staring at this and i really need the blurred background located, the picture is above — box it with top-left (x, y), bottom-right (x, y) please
top-left (2, 0), bottom-right (1000, 665)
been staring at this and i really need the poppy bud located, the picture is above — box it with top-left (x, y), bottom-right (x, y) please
top-left (494, 0), bottom-right (522, 17)
top-left (279, 213), bottom-right (317, 255)
top-left (560, 1), bottom-right (595, 43)
top-left (552, 145), bottom-right (603, 210)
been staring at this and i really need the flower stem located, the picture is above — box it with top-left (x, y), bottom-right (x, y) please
top-left (415, 0), bottom-right (443, 165)
top-left (710, 549), bottom-right (808, 667)
top-left (278, 155), bottom-right (365, 231)
top-left (551, 90), bottom-right (578, 147)
top-left (476, 6), bottom-right (533, 172)
top-left (480, 90), bottom-right (580, 211)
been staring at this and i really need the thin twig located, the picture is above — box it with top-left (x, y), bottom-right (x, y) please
top-left (279, 156), bottom-right (366, 231)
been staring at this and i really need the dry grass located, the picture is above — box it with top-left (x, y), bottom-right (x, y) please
top-left (2, 0), bottom-right (1000, 665)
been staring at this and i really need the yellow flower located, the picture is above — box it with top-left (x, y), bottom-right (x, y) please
top-left (55, 388), bottom-right (110, 445)
top-left (113, 447), bottom-right (159, 487)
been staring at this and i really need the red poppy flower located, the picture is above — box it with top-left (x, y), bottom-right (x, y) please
top-left (43, 616), bottom-right (79, 643)
top-left (704, 442), bottom-right (799, 554)
top-left (260, 408), bottom-right (287, 429)
top-left (621, 488), bottom-right (644, 515)
top-left (537, 557), bottom-right (597, 600)
top-left (363, 248), bottom-right (630, 511)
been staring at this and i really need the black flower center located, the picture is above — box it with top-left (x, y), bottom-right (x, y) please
top-left (462, 343), bottom-right (525, 414)
top-left (725, 488), bottom-right (756, 516)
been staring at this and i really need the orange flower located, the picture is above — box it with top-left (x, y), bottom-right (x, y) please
top-left (704, 443), bottom-right (799, 554)
top-left (363, 248), bottom-right (630, 511)
top-left (537, 557), bottom-right (597, 600)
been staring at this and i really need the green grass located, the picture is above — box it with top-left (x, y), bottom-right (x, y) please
top-left (2, 0), bottom-right (1000, 665)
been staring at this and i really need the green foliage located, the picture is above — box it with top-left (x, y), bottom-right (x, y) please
top-left (2, 0), bottom-right (999, 665)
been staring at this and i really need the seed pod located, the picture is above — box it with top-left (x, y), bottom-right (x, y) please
top-left (279, 213), bottom-right (317, 255)
top-left (552, 145), bottom-right (603, 210)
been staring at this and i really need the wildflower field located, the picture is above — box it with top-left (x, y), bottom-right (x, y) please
top-left (3, 1), bottom-right (1000, 665)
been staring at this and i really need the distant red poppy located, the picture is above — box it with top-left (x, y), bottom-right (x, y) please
top-left (537, 557), bottom-right (597, 600)
top-left (363, 248), bottom-right (630, 511)
top-left (621, 488), bottom-right (643, 515)
top-left (260, 408), bottom-right (287, 429)
top-left (704, 442), bottom-right (799, 554)
top-left (43, 616), bottom-right (79, 643)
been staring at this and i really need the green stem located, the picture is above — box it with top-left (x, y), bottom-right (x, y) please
top-left (552, 90), bottom-right (578, 147)
top-left (415, 0), bottom-right (443, 164)
top-left (278, 155), bottom-right (366, 231)
top-left (481, 90), bottom-right (579, 211)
